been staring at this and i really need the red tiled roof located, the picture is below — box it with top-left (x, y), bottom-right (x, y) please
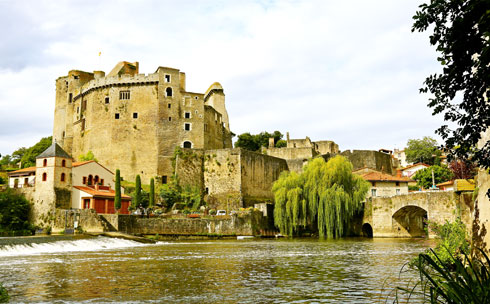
top-left (360, 172), bottom-right (414, 183)
top-left (436, 180), bottom-right (454, 187)
top-left (73, 186), bottom-right (131, 199)
top-left (8, 166), bottom-right (36, 175)
top-left (401, 162), bottom-right (430, 171)
top-left (72, 160), bottom-right (95, 167)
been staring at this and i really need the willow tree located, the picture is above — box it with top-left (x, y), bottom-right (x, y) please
top-left (273, 156), bottom-right (370, 238)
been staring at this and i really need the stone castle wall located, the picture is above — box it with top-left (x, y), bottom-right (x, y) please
top-left (341, 150), bottom-right (394, 175)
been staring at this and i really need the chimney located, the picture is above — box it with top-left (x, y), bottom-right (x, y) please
top-left (95, 184), bottom-right (99, 191)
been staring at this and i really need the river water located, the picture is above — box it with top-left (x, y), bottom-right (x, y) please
top-left (0, 236), bottom-right (432, 303)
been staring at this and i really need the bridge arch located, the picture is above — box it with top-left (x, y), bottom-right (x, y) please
top-left (361, 223), bottom-right (373, 238)
top-left (392, 205), bottom-right (428, 237)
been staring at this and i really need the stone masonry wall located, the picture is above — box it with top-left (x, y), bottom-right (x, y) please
top-left (341, 150), bottom-right (394, 175)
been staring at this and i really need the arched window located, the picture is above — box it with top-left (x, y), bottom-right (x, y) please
top-left (42, 173), bottom-right (47, 181)
top-left (43, 159), bottom-right (47, 167)
top-left (94, 175), bottom-right (99, 184)
top-left (61, 159), bottom-right (66, 167)
top-left (88, 175), bottom-right (93, 185)
top-left (61, 173), bottom-right (65, 182)
top-left (166, 87), bottom-right (173, 97)
top-left (183, 141), bottom-right (192, 148)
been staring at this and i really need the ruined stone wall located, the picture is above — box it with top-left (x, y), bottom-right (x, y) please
top-left (174, 149), bottom-right (204, 191)
top-left (240, 150), bottom-right (288, 207)
top-left (341, 150), bottom-right (394, 175)
top-left (116, 212), bottom-right (269, 236)
top-left (52, 208), bottom-right (106, 233)
top-left (265, 147), bottom-right (315, 161)
top-left (314, 141), bottom-right (339, 154)
top-left (204, 149), bottom-right (242, 210)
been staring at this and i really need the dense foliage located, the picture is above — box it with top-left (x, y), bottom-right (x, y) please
top-left (234, 131), bottom-right (284, 151)
top-left (78, 150), bottom-right (98, 162)
top-left (0, 282), bottom-right (8, 303)
top-left (149, 178), bottom-right (155, 208)
top-left (449, 159), bottom-right (476, 179)
top-left (272, 156), bottom-right (370, 238)
top-left (133, 175), bottom-right (142, 208)
top-left (412, 0), bottom-right (490, 172)
top-left (0, 189), bottom-right (35, 236)
top-left (405, 137), bottom-right (441, 165)
top-left (114, 169), bottom-right (121, 211)
top-left (159, 177), bottom-right (202, 210)
top-left (428, 217), bottom-right (470, 265)
top-left (413, 165), bottom-right (454, 189)
top-left (0, 136), bottom-right (52, 168)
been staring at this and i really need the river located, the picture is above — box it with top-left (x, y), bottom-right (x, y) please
top-left (0, 236), bottom-right (432, 303)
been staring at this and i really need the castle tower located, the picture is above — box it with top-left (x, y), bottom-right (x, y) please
top-left (204, 82), bottom-right (230, 131)
top-left (31, 142), bottom-right (73, 225)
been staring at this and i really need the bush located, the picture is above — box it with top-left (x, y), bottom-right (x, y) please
top-left (428, 217), bottom-right (469, 265)
top-left (408, 185), bottom-right (419, 191)
top-left (0, 189), bottom-right (35, 236)
top-left (0, 282), bottom-right (8, 303)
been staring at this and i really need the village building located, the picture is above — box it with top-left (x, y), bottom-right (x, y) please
top-left (400, 163), bottom-right (429, 178)
top-left (353, 168), bottom-right (413, 198)
top-left (436, 179), bottom-right (475, 192)
top-left (8, 142), bottom-right (130, 225)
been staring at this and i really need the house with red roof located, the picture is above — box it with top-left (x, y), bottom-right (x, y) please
top-left (400, 163), bottom-right (430, 178)
top-left (353, 168), bottom-right (414, 198)
top-left (7, 142), bottom-right (131, 216)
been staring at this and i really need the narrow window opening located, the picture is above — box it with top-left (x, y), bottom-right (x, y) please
top-left (61, 173), bottom-right (65, 182)
top-left (115, 113), bottom-right (120, 119)
top-left (395, 182), bottom-right (400, 186)
top-left (204, 123), bottom-right (208, 132)
top-left (83, 176), bottom-right (87, 184)
top-left (105, 97), bottom-right (110, 104)
top-left (165, 74), bottom-right (171, 83)
top-left (62, 131), bottom-right (65, 138)
top-left (185, 112), bottom-right (190, 119)
top-left (168, 117), bottom-right (172, 121)
top-left (194, 96), bottom-right (198, 100)
top-left (88, 175), bottom-right (93, 186)
top-left (94, 175), bottom-right (99, 184)
top-left (205, 187), bottom-right (209, 194)
top-left (77, 107), bottom-right (79, 114)
top-left (62, 159), bottom-right (66, 167)
top-left (68, 93), bottom-right (73, 103)
top-left (371, 189), bottom-right (377, 197)
top-left (43, 159), bottom-right (47, 167)
top-left (162, 176), bottom-right (168, 184)
top-left (184, 123), bottom-right (191, 131)
top-left (100, 179), bottom-right (104, 186)
top-left (81, 119), bottom-right (85, 131)
top-left (166, 87), bottom-right (173, 97)
top-left (74, 75), bottom-right (79, 79)
top-left (119, 90), bottom-right (130, 100)
top-left (133, 112), bottom-right (138, 119)
top-left (24, 177), bottom-right (28, 186)
top-left (42, 172), bottom-right (47, 181)
top-left (168, 103), bottom-right (171, 109)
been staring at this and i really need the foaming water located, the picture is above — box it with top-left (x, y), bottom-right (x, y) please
top-left (0, 236), bottom-right (150, 257)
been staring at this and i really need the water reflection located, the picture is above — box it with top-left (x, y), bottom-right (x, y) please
top-left (0, 237), bottom-right (432, 303)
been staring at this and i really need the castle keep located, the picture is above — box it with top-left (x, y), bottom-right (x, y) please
top-left (53, 61), bottom-right (232, 184)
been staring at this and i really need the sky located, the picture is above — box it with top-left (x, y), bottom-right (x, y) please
top-left (0, 0), bottom-right (444, 156)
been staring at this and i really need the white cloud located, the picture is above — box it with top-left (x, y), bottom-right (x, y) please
top-left (0, 0), bottom-right (445, 156)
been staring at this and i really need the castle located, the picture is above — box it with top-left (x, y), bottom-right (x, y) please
top-left (53, 61), bottom-right (232, 185)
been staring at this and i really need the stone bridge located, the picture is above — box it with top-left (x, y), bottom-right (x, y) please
top-left (361, 191), bottom-right (473, 238)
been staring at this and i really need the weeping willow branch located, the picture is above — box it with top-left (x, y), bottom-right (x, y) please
top-left (273, 156), bottom-right (370, 238)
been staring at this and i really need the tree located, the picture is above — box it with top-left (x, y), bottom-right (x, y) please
top-left (133, 175), bottom-right (142, 208)
top-left (235, 131), bottom-right (284, 151)
top-left (449, 159), bottom-right (476, 179)
top-left (78, 150), bottom-right (98, 162)
top-left (405, 137), bottom-right (440, 165)
top-left (149, 178), bottom-right (155, 208)
top-left (114, 169), bottom-right (121, 211)
top-left (19, 137), bottom-right (52, 168)
top-left (273, 156), bottom-right (370, 238)
top-left (413, 165), bottom-right (454, 189)
top-left (412, 0), bottom-right (490, 172)
top-left (0, 189), bottom-right (35, 236)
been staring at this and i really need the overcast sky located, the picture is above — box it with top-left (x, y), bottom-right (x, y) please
top-left (0, 0), bottom-right (444, 156)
